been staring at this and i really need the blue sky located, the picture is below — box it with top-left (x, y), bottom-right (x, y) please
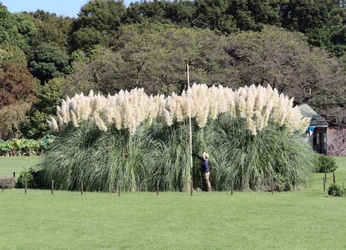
top-left (1, 0), bottom-right (135, 17)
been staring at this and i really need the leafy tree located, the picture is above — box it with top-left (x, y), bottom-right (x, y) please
top-left (0, 4), bottom-right (37, 54)
top-left (224, 26), bottom-right (346, 123)
top-left (0, 44), bottom-right (28, 66)
top-left (23, 10), bottom-right (73, 52)
top-left (316, 154), bottom-right (338, 173)
top-left (192, 0), bottom-right (239, 33)
top-left (28, 44), bottom-right (70, 84)
top-left (65, 22), bottom-right (232, 96)
top-left (126, 0), bottom-right (195, 27)
top-left (280, 0), bottom-right (346, 56)
top-left (69, 0), bottom-right (127, 51)
top-left (0, 102), bottom-right (31, 139)
top-left (0, 62), bottom-right (37, 109)
top-left (20, 78), bottom-right (63, 139)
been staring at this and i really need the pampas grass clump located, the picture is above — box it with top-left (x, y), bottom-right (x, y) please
top-left (41, 84), bottom-right (316, 192)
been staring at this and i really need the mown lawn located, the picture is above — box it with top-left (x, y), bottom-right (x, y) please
top-left (0, 156), bottom-right (41, 178)
top-left (1, 156), bottom-right (346, 249)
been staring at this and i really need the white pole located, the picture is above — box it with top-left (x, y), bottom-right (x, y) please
top-left (187, 64), bottom-right (193, 195)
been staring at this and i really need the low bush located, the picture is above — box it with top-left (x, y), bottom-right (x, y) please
top-left (15, 168), bottom-right (36, 188)
top-left (327, 183), bottom-right (344, 197)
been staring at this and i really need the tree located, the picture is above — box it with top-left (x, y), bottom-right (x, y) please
top-left (126, 0), bottom-right (195, 27)
top-left (28, 44), bottom-right (70, 85)
top-left (23, 10), bottom-right (73, 52)
top-left (0, 62), bottom-right (37, 109)
top-left (20, 78), bottom-right (63, 139)
top-left (65, 21), bottom-right (232, 96)
top-left (280, 0), bottom-right (346, 56)
top-left (0, 4), bottom-right (37, 54)
top-left (0, 102), bottom-right (31, 140)
top-left (69, 0), bottom-right (127, 51)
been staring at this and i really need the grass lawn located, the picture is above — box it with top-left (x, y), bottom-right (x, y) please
top-left (0, 156), bottom-right (41, 178)
top-left (1, 156), bottom-right (346, 249)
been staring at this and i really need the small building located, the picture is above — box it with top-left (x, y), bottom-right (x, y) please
top-left (299, 104), bottom-right (328, 154)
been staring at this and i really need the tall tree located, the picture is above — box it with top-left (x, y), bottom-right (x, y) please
top-left (63, 22), bottom-right (232, 96)
top-left (23, 10), bottom-right (73, 52)
top-left (0, 62), bottom-right (37, 109)
top-left (224, 25), bottom-right (346, 124)
top-left (69, 0), bottom-right (127, 51)
top-left (0, 4), bottom-right (37, 54)
top-left (28, 44), bottom-right (70, 85)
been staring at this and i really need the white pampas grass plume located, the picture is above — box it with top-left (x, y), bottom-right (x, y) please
top-left (70, 110), bottom-right (79, 128)
top-left (93, 113), bottom-right (108, 132)
top-left (47, 116), bottom-right (59, 133)
top-left (163, 109), bottom-right (173, 126)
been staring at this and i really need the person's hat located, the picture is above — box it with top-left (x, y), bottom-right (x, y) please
top-left (203, 152), bottom-right (209, 160)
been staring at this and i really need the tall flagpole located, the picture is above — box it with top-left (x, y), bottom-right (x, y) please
top-left (187, 64), bottom-right (193, 195)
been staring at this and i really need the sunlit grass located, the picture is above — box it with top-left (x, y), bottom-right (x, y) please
top-left (0, 156), bottom-right (41, 178)
top-left (1, 188), bottom-right (345, 250)
top-left (1, 156), bottom-right (346, 249)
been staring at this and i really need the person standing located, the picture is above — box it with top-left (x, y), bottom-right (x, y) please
top-left (193, 152), bottom-right (211, 192)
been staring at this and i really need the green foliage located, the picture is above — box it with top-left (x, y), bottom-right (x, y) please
top-left (38, 108), bottom-right (316, 192)
top-left (0, 44), bottom-right (27, 66)
top-left (39, 134), bottom-right (56, 151)
top-left (316, 154), bottom-right (338, 173)
top-left (28, 44), bottom-right (70, 84)
top-left (20, 78), bottom-right (63, 139)
top-left (70, 0), bottom-right (126, 51)
top-left (327, 183), bottom-right (344, 197)
top-left (0, 139), bottom-right (10, 155)
top-left (15, 168), bottom-right (35, 188)
top-left (0, 5), bottom-right (37, 54)
top-left (207, 115), bottom-right (317, 191)
top-left (65, 23), bottom-right (232, 96)
top-left (0, 137), bottom-right (51, 156)
top-left (23, 10), bottom-right (73, 53)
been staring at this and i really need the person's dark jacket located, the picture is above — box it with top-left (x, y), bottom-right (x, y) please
top-left (192, 154), bottom-right (210, 174)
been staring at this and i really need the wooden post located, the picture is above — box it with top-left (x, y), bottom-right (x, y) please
top-left (13, 172), bottom-right (15, 179)
top-left (190, 180), bottom-right (193, 196)
top-left (2, 179), bottom-right (4, 192)
top-left (333, 171), bottom-right (336, 184)
top-left (81, 181), bottom-right (83, 195)
top-left (117, 179), bottom-right (120, 196)
top-left (271, 179), bottom-right (274, 195)
top-left (325, 172), bottom-right (327, 183)
top-left (51, 180), bottom-right (54, 195)
top-left (323, 177), bottom-right (326, 192)
top-left (231, 180), bottom-right (234, 195)
top-left (25, 179), bottom-right (27, 194)
top-left (157, 180), bottom-right (160, 196)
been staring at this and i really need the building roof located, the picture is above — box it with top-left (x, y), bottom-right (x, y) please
top-left (298, 103), bottom-right (328, 127)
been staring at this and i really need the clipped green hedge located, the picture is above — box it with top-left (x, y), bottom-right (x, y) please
top-left (0, 134), bottom-right (55, 156)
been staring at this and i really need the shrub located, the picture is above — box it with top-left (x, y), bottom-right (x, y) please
top-left (316, 154), bottom-right (338, 173)
top-left (16, 168), bottom-right (36, 188)
top-left (0, 140), bottom-right (10, 156)
top-left (327, 183), bottom-right (343, 197)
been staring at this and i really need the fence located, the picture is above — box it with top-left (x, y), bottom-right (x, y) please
top-left (2, 171), bottom-right (345, 196)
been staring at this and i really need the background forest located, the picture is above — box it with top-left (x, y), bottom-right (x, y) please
top-left (2, 0), bottom-right (346, 140)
